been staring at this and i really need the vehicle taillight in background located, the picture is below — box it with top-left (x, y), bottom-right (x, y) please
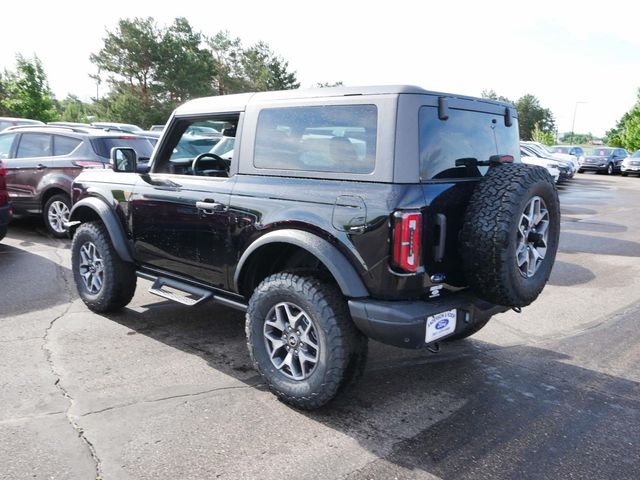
top-left (391, 211), bottom-right (422, 273)
top-left (72, 160), bottom-right (106, 169)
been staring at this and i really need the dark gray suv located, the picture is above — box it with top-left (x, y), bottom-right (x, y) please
top-left (0, 125), bottom-right (154, 237)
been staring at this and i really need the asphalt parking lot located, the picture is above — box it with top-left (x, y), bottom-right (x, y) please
top-left (1, 173), bottom-right (640, 480)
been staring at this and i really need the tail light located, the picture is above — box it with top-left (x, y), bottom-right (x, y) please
top-left (73, 160), bottom-right (106, 169)
top-left (391, 211), bottom-right (422, 273)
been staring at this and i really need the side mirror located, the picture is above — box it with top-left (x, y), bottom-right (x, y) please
top-left (110, 147), bottom-right (137, 173)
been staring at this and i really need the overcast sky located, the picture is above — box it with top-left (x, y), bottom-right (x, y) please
top-left (2, 0), bottom-right (638, 136)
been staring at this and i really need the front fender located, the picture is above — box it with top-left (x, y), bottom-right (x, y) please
top-left (234, 230), bottom-right (369, 298)
top-left (69, 197), bottom-right (134, 263)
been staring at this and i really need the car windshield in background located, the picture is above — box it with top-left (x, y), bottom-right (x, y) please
top-left (171, 135), bottom-right (221, 161)
top-left (632, 150), bottom-right (640, 158)
top-left (588, 148), bottom-right (613, 157)
top-left (210, 136), bottom-right (235, 157)
top-left (552, 146), bottom-right (570, 153)
top-left (91, 137), bottom-right (155, 159)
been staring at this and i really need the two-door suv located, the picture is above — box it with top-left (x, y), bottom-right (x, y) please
top-left (67, 86), bottom-right (560, 409)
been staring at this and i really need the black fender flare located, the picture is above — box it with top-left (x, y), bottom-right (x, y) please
top-left (234, 230), bottom-right (369, 298)
top-left (69, 197), bottom-right (134, 263)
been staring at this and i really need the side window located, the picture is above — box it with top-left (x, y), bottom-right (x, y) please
top-left (154, 116), bottom-right (239, 176)
top-left (254, 105), bottom-right (377, 174)
top-left (0, 133), bottom-right (17, 159)
top-left (16, 133), bottom-right (52, 158)
top-left (53, 136), bottom-right (82, 156)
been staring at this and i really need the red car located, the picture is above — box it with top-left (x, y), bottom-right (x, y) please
top-left (0, 159), bottom-right (12, 241)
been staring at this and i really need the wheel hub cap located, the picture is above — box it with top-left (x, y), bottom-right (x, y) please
top-left (263, 302), bottom-right (320, 381)
top-left (516, 196), bottom-right (550, 278)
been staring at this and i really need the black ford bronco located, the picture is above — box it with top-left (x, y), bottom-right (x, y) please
top-left (68, 86), bottom-right (560, 409)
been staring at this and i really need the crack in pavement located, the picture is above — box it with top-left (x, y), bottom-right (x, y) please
top-left (80, 383), bottom-right (261, 418)
top-left (41, 254), bottom-right (102, 480)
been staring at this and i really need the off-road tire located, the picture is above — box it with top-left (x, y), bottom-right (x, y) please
top-left (43, 193), bottom-right (71, 238)
top-left (246, 272), bottom-right (367, 410)
top-left (71, 221), bottom-right (136, 312)
top-left (460, 163), bottom-right (560, 307)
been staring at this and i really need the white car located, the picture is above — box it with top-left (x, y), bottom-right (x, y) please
top-left (621, 150), bottom-right (640, 176)
top-left (523, 141), bottom-right (579, 174)
top-left (521, 151), bottom-right (561, 183)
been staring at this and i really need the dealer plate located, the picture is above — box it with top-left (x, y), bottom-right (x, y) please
top-left (425, 309), bottom-right (457, 343)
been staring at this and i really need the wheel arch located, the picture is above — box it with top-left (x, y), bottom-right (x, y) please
top-left (235, 230), bottom-right (369, 299)
top-left (69, 197), bottom-right (134, 263)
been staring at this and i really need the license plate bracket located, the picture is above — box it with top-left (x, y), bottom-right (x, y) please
top-left (425, 309), bottom-right (457, 343)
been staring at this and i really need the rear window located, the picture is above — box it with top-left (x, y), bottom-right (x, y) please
top-left (419, 106), bottom-right (520, 180)
top-left (91, 137), bottom-right (155, 159)
top-left (254, 105), bottom-right (377, 174)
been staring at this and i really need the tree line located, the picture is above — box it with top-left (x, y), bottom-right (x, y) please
top-left (0, 17), bottom-right (341, 128)
top-left (481, 90), bottom-right (556, 144)
top-left (606, 89), bottom-right (640, 152)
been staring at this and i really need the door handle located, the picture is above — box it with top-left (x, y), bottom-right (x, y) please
top-left (36, 163), bottom-right (47, 170)
top-left (196, 200), bottom-right (225, 213)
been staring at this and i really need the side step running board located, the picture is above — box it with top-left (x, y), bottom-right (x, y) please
top-left (148, 276), bottom-right (212, 306)
top-left (137, 271), bottom-right (248, 311)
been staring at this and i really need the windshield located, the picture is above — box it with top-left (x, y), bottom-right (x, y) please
top-left (588, 148), bottom-right (613, 157)
top-left (91, 137), bottom-right (155, 159)
top-left (552, 146), bottom-right (570, 154)
top-left (632, 150), bottom-right (640, 158)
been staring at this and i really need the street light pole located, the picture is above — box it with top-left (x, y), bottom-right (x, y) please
top-left (570, 101), bottom-right (586, 143)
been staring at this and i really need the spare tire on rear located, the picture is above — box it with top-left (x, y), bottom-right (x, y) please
top-left (459, 163), bottom-right (560, 307)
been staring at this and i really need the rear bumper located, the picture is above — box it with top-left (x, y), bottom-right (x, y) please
top-left (348, 291), bottom-right (508, 349)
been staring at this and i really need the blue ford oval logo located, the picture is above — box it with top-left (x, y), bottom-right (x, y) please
top-left (435, 319), bottom-right (449, 330)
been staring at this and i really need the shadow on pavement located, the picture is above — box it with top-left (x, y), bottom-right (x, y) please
top-left (0, 244), bottom-right (72, 317)
top-left (560, 231), bottom-right (640, 257)
top-left (102, 299), bottom-right (640, 479)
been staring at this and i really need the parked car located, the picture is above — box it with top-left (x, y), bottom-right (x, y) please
top-left (580, 147), bottom-right (628, 175)
top-left (523, 141), bottom-right (579, 173)
top-left (67, 86), bottom-right (560, 409)
top-left (0, 125), bottom-right (154, 237)
top-left (0, 117), bottom-right (44, 132)
top-left (90, 122), bottom-right (143, 133)
top-left (551, 145), bottom-right (586, 165)
top-left (521, 143), bottom-right (572, 180)
top-left (520, 148), bottom-right (560, 183)
top-left (0, 159), bottom-right (11, 241)
top-left (621, 150), bottom-right (640, 177)
top-left (149, 125), bottom-right (165, 132)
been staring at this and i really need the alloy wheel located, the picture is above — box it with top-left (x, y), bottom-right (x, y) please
top-left (516, 196), bottom-right (550, 278)
top-left (263, 302), bottom-right (320, 380)
top-left (78, 241), bottom-right (104, 294)
top-left (48, 200), bottom-right (70, 234)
